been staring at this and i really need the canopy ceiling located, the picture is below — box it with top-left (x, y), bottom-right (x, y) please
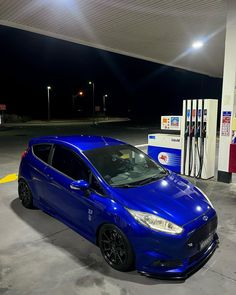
top-left (0, 0), bottom-right (227, 77)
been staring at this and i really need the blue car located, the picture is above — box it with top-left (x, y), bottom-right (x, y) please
top-left (18, 135), bottom-right (219, 279)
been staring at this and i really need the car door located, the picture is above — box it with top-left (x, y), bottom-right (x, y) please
top-left (41, 144), bottom-right (102, 237)
top-left (29, 144), bottom-right (52, 203)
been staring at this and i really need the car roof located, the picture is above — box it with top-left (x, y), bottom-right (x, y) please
top-left (29, 135), bottom-right (126, 152)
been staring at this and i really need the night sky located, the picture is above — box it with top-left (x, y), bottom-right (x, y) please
top-left (0, 25), bottom-right (222, 122)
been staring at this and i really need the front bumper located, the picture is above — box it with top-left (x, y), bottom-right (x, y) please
top-left (138, 234), bottom-right (219, 280)
top-left (128, 212), bottom-right (218, 279)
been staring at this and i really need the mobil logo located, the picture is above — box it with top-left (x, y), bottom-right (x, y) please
top-left (158, 152), bottom-right (169, 165)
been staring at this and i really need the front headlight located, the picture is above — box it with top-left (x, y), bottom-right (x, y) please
top-left (126, 208), bottom-right (183, 235)
top-left (196, 187), bottom-right (214, 208)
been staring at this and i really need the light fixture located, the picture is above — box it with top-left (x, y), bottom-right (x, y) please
top-left (192, 41), bottom-right (204, 49)
top-left (47, 86), bottom-right (51, 90)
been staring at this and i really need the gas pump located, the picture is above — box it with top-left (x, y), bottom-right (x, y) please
top-left (148, 99), bottom-right (217, 179)
top-left (181, 99), bottom-right (218, 179)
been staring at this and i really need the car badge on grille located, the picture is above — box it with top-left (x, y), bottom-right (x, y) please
top-left (202, 215), bottom-right (208, 221)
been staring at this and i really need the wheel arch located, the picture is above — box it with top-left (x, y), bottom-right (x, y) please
top-left (95, 219), bottom-right (132, 246)
top-left (96, 222), bottom-right (110, 246)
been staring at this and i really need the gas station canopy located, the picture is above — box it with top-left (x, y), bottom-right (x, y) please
top-left (0, 0), bottom-right (227, 77)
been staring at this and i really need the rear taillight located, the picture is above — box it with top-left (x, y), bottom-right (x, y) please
top-left (21, 147), bottom-right (30, 159)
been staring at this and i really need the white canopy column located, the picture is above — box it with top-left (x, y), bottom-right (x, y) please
top-left (218, 0), bottom-right (236, 183)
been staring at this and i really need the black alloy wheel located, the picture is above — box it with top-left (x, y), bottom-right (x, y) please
top-left (18, 179), bottom-right (34, 209)
top-left (99, 224), bottom-right (134, 271)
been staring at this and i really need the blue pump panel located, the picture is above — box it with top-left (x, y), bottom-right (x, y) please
top-left (148, 146), bottom-right (181, 174)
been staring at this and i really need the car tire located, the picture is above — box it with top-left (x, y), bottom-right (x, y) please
top-left (98, 224), bottom-right (135, 272)
top-left (18, 179), bottom-right (34, 209)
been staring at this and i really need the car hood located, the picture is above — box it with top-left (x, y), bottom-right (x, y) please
top-left (111, 172), bottom-right (212, 226)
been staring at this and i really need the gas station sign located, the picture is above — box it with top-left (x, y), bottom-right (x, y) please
top-left (221, 111), bottom-right (231, 136)
top-left (161, 116), bottom-right (182, 131)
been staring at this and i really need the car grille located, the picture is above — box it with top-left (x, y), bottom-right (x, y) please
top-left (188, 233), bottom-right (218, 264)
top-left (187, 215), bottom-right (218, 248)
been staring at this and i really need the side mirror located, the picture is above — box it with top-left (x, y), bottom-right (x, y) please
top-left (70, 179), bottom-right (90, 191)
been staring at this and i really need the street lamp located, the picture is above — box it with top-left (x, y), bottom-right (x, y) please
top-left (89, 81), bottom-right (95, 124)
top-left (103, 94), bottom-right (108, 113)
top-left (47, 86), bottom-right (52, 121)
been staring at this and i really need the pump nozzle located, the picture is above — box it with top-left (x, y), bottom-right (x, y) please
top-left (189, 123), bottom-right (195, 138)
top-left (185, 123), bottom-right (189, 138)
top-left (195, 122), bottom-right (201, 138)
top-left (201, 122), bottom-right (206, 138)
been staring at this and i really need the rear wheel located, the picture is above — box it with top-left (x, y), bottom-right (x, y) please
top-left (98, 224), bottom-right (135, 271)
top-left (18, 179), bottom-right (34, 209)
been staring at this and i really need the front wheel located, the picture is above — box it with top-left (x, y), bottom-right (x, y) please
top-left (18, 179), bottom-right (34, 209)
top-left (98, 224), bottom-right (135, 272)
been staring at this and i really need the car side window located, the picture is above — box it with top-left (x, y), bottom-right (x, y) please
top-left (90, 174), bottom-right (105, 195)
top-left (51, 145), bottom-right (89, 181)
top-left (33, 144), bottom-right (51, 163)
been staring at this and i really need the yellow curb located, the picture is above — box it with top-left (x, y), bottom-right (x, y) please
top-left (0, 173), bottom-right (18, 184)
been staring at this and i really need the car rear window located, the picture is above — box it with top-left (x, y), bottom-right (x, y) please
top-left (51, 145), bottom-right (89, 180)
top-left (33, 144), bottom-right (51, 163)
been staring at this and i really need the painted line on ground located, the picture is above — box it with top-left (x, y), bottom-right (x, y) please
top-left (0, 173), bottom-right (18, 184)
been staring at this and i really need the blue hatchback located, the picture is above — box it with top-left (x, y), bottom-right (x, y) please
top-left (18, 135), bottom-right (219, 279)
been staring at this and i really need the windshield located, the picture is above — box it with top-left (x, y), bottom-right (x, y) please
top-left (84, 144), bottom-right (168, 187)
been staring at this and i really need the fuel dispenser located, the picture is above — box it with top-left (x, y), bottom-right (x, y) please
top-left (181, 99), bottom-right (218, 179)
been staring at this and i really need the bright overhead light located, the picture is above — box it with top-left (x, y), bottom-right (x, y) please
top-left (192, 41), bottom-right (204, 49)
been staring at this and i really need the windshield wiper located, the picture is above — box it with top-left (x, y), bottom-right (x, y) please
top-left (131, 172), bottom-right (168, 186)
top-left (113, 183), bottom-right (138, 188)
top-left (112, 170), bottom-right (169, 188)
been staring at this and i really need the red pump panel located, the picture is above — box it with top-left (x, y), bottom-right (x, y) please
top-left (229, 144), bottom-right (236, 173)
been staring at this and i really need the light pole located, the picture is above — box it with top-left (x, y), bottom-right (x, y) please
top-left (103, 94), bottom-right (108, 113)
top-left (89, 81), bottom-right (95, 124)
top-left (47, 86), bottom-right (51, 121)
top-left (72, 91), bottom-right (84, 111)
